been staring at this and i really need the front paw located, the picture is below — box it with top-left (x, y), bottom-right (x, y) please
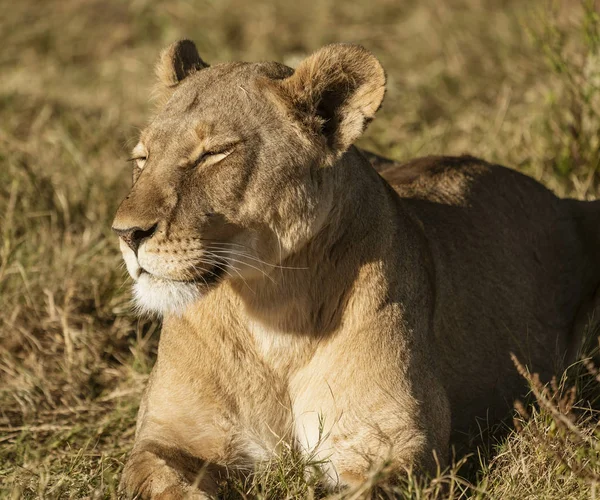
top-left (119, 443), bottom-right (222, 500)
top-left (119, 451), bottom-right (204, 499)
top-left (154, 485), bottom-right (211, 500)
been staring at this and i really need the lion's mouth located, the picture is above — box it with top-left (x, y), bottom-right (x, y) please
top-left (139, 260), bottom-right (227, 288)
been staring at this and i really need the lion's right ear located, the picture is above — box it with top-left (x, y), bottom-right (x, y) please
top-left (154, 40), bottom-right (209, 104)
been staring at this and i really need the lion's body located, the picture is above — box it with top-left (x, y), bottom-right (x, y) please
top-left (112, 42), bottom-right (600, 498)
top-left (381, 155), bottom-right (599, 432)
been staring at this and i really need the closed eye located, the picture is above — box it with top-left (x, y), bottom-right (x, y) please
top-left (193, 148), bottom-right (234, 168)
top-left (128, 156), bottom-right (147, 170)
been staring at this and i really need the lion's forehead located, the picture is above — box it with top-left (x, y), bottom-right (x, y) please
top-left (136, 60), bottom-right (297, 156)
top-left (159, 61), bottom-right (292, 117)
top-left (164, 64), bottom-right (261, 108)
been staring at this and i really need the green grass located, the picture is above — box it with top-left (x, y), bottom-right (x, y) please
top-left (2, 0), bottom-right (600, 498)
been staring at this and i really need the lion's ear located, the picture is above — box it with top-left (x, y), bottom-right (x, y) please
top-left (282, 43), bottom-right (386, 157)
top-left (154, 40), bottom-right (208, 103)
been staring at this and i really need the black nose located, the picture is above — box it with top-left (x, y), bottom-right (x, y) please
top-left (112, 223), bottom-right (157, 255)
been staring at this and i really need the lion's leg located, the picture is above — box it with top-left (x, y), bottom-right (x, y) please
top-left (119, 440), bottom-right (225, 499)
top-left (293, 349), bottom-right (451, 491)
top-left (296, 408), bottom-right (448, 490)
top-left (327, 422), bottom-right (448, 490)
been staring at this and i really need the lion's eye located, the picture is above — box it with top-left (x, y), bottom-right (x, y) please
top-left (128, 155), bottom-right (147, 170)
top-left (193, 149), bottom-right (233, 168)
top-left (134, 157), bottom-right (147, 170)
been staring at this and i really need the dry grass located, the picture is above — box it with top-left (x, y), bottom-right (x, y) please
top-left (2, 0), bottom-right (600, 498)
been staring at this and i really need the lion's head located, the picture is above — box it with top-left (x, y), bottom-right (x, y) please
top-left (112, 40), bottom-right (385, 315)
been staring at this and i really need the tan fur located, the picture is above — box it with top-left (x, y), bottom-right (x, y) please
top-left (112, 41), bottom-right (600, 498)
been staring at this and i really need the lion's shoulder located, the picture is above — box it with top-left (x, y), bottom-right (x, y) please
top-left (368, 154), bottom-right (488, 206)
top-left (377, 154), bottom-right (484, 186)
top-left (369, 154), bottom-right (554, 210)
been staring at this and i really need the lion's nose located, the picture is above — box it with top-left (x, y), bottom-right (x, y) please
top-left (112, 223), bottom-right (158, 255)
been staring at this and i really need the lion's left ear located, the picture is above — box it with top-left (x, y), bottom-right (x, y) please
top-left (154, 39), bottom-right (209, 103)
top-left (281, 43), bottom-right (386, 157)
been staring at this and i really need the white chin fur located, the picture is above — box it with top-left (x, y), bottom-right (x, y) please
top-left (133, 273), bottom-right (202, 316)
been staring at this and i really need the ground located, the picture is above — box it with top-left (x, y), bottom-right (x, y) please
top-left (1, 0), bottom-right (600, 498)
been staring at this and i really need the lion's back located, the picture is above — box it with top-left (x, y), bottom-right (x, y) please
top-left (379, 155), bottom-right (589, 431)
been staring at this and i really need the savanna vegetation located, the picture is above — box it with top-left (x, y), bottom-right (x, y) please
top-left (2, 0), bottom-right (600, 498)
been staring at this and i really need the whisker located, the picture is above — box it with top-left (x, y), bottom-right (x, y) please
top-left (204, 246), bottom-right (308, 270)
top-left (275, 227), bottom-right (284, 282)
top-left (197, 239), bottom-right (255, 251)
top-left (187, 257), bottom-right (255, 295)
top-left (203, 251), bottom-right (276, 284)
top-left (195, 258), bottom-right (236, 281)
top-left (204, 255), bottom-right (275, 283)
top-left (222, 263), bottom-right (255, 295)
top-left (200, 241), bottom-right (257, 253)
top-left (186, 260), bottom-right (221, 291)
top-left (183, 256), bottom-right (235, 282)
top-left (166, 241), bottom-right (295, 269)
top-left (190, 265), bottom-right (209, 289)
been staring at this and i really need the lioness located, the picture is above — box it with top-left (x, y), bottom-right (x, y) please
top-left (112, 40), bottom-right (600, 498)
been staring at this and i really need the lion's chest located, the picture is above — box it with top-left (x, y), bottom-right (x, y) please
top-left (147, 315), bottom-right (369, 471)
top-left (247, 319), bottom-right (307, 369)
